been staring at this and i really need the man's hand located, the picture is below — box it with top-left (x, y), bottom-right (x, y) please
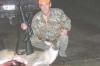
top-left (21, 23), bottom-right (28, 30)
top-left (60, 29), bottom-right (67, 36)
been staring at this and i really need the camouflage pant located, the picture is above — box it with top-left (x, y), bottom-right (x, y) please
top-left (57, 35), bottom-right (68, 57)
top-left (32, 35), bottom-right (68, 57)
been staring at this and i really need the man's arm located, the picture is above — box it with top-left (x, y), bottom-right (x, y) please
top-left (59, 9), bottom-right (71, 35)
top-left (30, 17), bottom-right (51, 50)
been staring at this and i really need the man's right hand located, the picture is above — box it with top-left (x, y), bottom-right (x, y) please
top-left (21, 23), bottom-right (28, 30)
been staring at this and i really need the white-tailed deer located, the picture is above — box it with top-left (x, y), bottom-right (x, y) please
top-left (31, 41), bottom-right (58, 66)
top-left (0, 41), bottom-right (59, 66)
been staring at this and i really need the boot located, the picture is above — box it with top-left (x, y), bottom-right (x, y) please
top-left (56, 56), bottom-right (66, 65)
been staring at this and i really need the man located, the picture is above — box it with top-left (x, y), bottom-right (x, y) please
top-left (21, 0), bottom-right (71, 64)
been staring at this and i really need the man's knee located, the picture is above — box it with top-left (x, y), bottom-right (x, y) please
top-left (57, 35), bottom-right (68, 47)
top-left (58, 35), bottom-right (68, 42)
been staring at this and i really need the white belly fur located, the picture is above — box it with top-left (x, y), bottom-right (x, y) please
top-left (32, 42), bottom-right (59, 66)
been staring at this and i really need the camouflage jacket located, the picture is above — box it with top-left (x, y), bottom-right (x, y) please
top-left (30, 8), bottom-right (71, 43)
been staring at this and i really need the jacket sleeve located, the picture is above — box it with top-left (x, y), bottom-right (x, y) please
top-left (59, 9), bottom-right (71, 31)
top-left (30, 15), bottom-right (50, 50)
top-left (30, 16), bottom-right (40, 44)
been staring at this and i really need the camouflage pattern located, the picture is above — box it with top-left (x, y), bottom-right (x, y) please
top-left (31, 8), bottom-right (71, 40)
top-left (57, 35), bottom-right (68, 57)
top-left (30, 8), bottom-right (71, 57)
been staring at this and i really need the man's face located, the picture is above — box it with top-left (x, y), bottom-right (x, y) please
top-left (39, 2), bottom-right (51, 15)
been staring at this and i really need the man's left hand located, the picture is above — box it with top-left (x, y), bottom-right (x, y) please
top-left (60, 29), bottom-right (67, 36)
